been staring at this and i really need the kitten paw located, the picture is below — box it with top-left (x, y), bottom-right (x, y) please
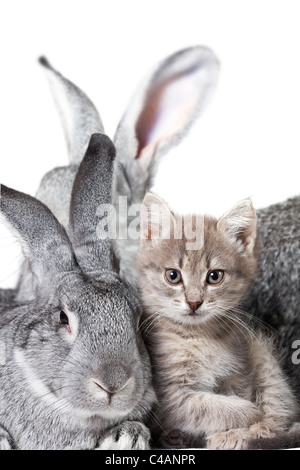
top-left (96, 421), bottom-right (151, 450)
top-left (249, 422), bottom-right (276, 439)
top-left (206, 428), bottom-right (252, 450)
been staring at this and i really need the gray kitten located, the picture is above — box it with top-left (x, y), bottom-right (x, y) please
top-left (137, 192), bottom-right (298, 450)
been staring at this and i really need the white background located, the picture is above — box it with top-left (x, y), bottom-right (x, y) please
top-left (1, 0), bottom-right (300, 288)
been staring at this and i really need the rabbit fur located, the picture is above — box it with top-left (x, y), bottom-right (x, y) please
top-left (0, 133), bottom-right (155, 450)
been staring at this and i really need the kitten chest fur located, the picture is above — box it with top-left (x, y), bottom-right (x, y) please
top-left (146, 317), bottom-right (254, 410)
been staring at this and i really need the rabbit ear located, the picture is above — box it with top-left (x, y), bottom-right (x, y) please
top-left (39, 57), bottom-right (104, 165)
top-left (69, 133), bottom-right (117, 278)
top-left (114, 46), bottom-right (220, 201)
top-left (0, 185), bottom-right (77, 297)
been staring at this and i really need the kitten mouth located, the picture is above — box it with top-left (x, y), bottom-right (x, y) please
top-left (188, 311), bottom-right (200, 317)
top-left (186, 310), bottom-right (208, 321)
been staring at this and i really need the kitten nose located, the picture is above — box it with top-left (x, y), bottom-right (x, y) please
top-left (188, 301), bottom-right (202, 312)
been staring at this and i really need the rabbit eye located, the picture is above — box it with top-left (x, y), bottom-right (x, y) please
top-left (59, 311), bottom-right (69, 326)
top-left (58, 309), bottom-right (78, 338)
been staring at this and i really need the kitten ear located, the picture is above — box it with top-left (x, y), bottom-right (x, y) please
top-left (217, 199), bottom-right (257, 253)
top-left (140, 192), bottom-right (175, 245)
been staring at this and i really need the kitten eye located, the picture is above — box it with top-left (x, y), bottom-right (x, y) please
top-left (165, 269), bottom-right (182, 285)
top-left (207, 270), bottom-right (224, 285)
top-left (59, 311), bottom-right (69, 326)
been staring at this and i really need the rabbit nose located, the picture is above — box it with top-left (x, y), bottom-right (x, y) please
top-left (92, 377), bottom-right (132, 395)
top-left (93, 364), bottom-right (133, 395)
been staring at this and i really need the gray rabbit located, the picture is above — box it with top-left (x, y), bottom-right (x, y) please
top-left (0, 133), bottom-right (155, 450)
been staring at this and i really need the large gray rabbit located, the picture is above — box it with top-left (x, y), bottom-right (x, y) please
top-left (0, 133), bottom-right (155, 450)
top-left (32, 47), bottom-right (300, 398)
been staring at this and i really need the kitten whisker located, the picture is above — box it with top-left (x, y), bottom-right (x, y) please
top-left (147, 408), bottom-right (167, 435)
top-left (220, 303), bottom-right (277, 341)
top-left (228, 306), bottom-right (278, 336)
top-left (215, 305), bottom-right (257, 343)
top-left (140, 311), bottom-right (165, 337)
top-left (211, 309), bottom-right (241, 342)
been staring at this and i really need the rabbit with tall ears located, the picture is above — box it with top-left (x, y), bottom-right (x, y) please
top-left (0, 133), bottom-right (155, 450)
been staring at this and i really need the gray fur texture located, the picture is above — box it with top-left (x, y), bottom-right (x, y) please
top-left (0, 289), bottom-right (15, 306)
top-left (0, 134), bottom-right (155, 450)
top-left (241, 196), bottom-right (300, 396)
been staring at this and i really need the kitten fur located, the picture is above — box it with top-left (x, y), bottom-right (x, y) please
top-left (137, 193), bottom-right (298, 450)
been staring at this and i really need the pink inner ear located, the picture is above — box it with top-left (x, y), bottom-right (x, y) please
top-left (137, 107), bottom-right (194, 160)
top-left (135, 69), bottom-right (199, 159)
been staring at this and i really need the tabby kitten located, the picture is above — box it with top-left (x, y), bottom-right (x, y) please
top-left (137, 193), bottom-right (298, 450)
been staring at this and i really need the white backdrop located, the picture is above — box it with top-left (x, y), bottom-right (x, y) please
top-left (1, 0), bottom-right (300, 288)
